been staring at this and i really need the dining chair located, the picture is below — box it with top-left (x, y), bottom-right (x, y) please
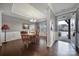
top-left (20, 31), bottom-right (31, 48)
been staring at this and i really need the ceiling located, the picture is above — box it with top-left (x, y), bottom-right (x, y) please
top-left (12, 3), bottom-right (48, 22)
top-left (0, 3), bottom-right (13, 12)
top-left (29, 3), bottom-right (48, 15)
top-left (11, 3), bottom-right (79, 21)
top-left (49, 3), bottom-right (78, 20)
top-left (0, 3), bottom-right (48, 22)
top-left (0, 3), bottom-right (79, 22)
top-left (50, 3), bottom-right (77, 16)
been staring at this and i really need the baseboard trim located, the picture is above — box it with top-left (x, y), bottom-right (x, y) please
top-left (1, 39), bottom-right (21, 43)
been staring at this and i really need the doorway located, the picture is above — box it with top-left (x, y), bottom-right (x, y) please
top-left (58, 20), bottom-right (69, 42)
top-left (57, 13), bottom-right (76, 48)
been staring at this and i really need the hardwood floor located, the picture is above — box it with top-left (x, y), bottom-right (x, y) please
top-left (0, 38), bottom-right (79, 56)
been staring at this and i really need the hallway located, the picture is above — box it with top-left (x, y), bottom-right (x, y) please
top-left (0, 38), bottom-right (78, 56)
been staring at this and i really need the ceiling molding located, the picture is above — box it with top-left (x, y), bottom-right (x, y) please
top-left (55, 7), bottom-right (77, 16)
top-left (48, 3), bottom-right (77, 17)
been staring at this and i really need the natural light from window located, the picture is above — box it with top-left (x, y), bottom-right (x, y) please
top-left (58, 21), bottom-right (67, 25)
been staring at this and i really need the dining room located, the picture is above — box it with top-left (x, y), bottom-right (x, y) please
top-left (0, 3), bottom-right (78, 56)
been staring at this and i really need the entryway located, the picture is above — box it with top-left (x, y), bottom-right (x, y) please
top-left (57, 12), bottom-right (76, 49)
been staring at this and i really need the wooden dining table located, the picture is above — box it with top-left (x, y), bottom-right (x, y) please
top-left (26, 33), bottom-right (36, 42)
top-left (21, 31), bottom-right (38, 48)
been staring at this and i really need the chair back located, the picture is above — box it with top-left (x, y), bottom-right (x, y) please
top-left (20, 31), bottom-right (28, 41)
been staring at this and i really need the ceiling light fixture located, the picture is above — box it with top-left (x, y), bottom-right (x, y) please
top-left (30, 19), bottom-right (36, 22)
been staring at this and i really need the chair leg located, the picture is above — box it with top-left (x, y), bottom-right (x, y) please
top-left (23, 41), bottom-right (27, 48)
top-left (23, 43), bottom-right (28, 48)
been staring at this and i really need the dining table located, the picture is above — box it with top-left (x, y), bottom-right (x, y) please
top-left (26, 32), bottom-right (36, 42)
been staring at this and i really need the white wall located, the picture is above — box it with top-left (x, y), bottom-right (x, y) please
top-left (0, 14), bottom-right (30, 43)
top-left (50, 9), bottom-right (58, 46)
top-left (2, 14), bottom-right (26, 31)
top-left (0, 32), bottom-right (21, 42)
top-left (0, 11), bottom-right (2, 46)
top-left (47, 8), bottom-right (58, 47)
top-left (76, 8), bottom-right (79, 48)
